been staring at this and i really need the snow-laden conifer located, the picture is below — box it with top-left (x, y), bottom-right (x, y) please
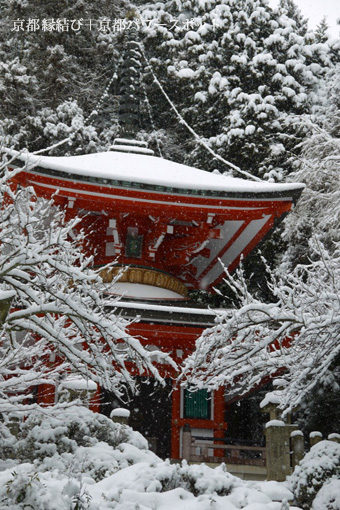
top-left (141, 0), bottom-right (339, 178)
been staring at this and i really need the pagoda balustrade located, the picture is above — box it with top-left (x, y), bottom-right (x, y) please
top-left (99, 267), bottom-right (188, 297)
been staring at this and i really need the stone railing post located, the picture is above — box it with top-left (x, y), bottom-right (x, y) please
top-left (328, 433), bottom-right (340, 444)
top-left (261, 383), bottom-right (299, 481)
top-left (58, 375), bottom-right (97, 405)
top-left (265, 420), bottom-right (298, 481)
top-left (110, 408), bottom-right (130, 425)
top-left (309, 431), bottom-right (323, 447)
top-left (182, 423), bottom-right (192, 461)
top-left (265, 420), bottom-right (295, 481)
top-left (290, 430), bottom-right (304, 469)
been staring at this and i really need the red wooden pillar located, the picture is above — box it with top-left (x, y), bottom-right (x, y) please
top-left (214, 387), bottom-right (226, 457)
top-left (214, 387), bottom-right (225, 425)
top-left (171, 387), bottom-right (181, 459)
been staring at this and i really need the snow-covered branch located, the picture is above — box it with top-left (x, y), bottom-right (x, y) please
top-left (181, 239), bottom-right (340, 415)
top-left (0, 163), bottom-right (176, 413)
top-left (183, 65), bottom-right (340, 415)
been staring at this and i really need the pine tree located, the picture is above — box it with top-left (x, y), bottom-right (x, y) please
top-left (1, 0), bottom-right (339, 172)
top-left (315, 17), bottom-right (330, 43)
top-left (140, 0), bottom-right (337, 179)
top-left (0, 0), bottom-right (127, 151)
top-left (279, 64), bottom-right (340, 270)
top-left (278, 0), bottom-right (308, 35)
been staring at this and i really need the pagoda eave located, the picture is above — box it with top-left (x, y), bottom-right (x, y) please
top-left (7, 149), bottom-right (304, 293)
top-left (17, 170), bottom-right (295, 220)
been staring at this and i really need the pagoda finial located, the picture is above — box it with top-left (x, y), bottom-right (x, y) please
top-left (117, 21), bottom-right (142, 139)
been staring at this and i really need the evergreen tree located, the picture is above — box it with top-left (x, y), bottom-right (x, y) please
top-left (0, 0), bottom-right (126, 151)
top-left (140, 0), bottom-right (338, 179)
top-left (278, 0), bottom-right (308, 35)
top-left (280, 63), bottom-right (340, 271)
top-left (315, 17), bottom-right (330, 43)
top-left (1, 0), bottom-right (339, 173)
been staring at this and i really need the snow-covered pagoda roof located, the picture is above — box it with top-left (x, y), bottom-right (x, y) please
top-left (7, 149), bottom-right (304, 199)
top-left (7, 147), bottom-right (304, 292)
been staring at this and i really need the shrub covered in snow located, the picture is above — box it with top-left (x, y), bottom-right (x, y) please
top-left (157, 461), bottom-right (238, 497)
top-left (16, 406), bottom-right (147, 456)
top-left (0, 464), bottom-right (99, 510)
top-left (0, 405), bottom-right (301, 509)
top-left (0, 406), bottom-right (159, 509)
top-left (311, 478), bottom-right (340, 510)
top-left (288, 440), bottom-right (340, 510)
top-left (4, 407), bottom-right (150, 482)
top-left (0, 421), bottom-right (16, 463)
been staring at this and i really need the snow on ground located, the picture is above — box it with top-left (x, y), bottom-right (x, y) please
top-left (0, 407), bottom-right (309, 509)
top-left (0, 459), bottom-right (299, 510)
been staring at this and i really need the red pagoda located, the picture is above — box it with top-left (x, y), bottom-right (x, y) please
top-left (8, 139), bottom-right (304, 461)
top-left (7, 27), bottom-right (305, 463)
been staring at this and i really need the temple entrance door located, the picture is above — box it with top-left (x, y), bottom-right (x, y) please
top-left (225, 385), bottom-right (270, 446)
top-left (127, 377), bottom-right (173, 459)
top-left (101, 377), bottom-right (173, 459)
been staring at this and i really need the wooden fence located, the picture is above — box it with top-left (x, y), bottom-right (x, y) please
top-left (182, 427), bottom-right (266, 467)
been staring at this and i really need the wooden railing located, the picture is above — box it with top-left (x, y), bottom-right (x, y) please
top-left (182, 429), bottom-right (266, 466)
top-left (189, 441), bottom-right (266, 466)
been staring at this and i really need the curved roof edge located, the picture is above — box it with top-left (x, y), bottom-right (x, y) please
top-left (5, 148), bottom-right (305, 199)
